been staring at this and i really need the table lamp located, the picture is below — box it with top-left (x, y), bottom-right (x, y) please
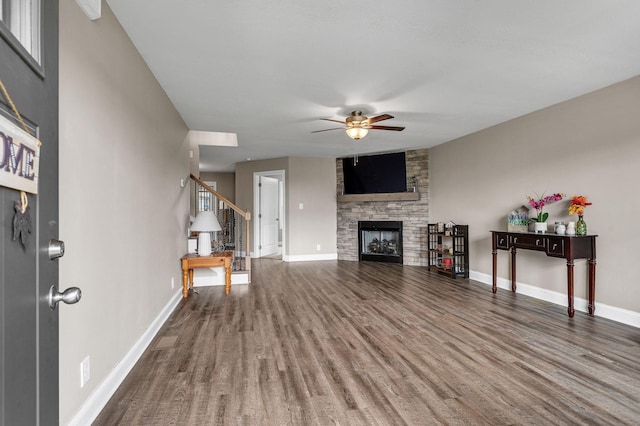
top-left (190, 211), bottom-right (221, 256)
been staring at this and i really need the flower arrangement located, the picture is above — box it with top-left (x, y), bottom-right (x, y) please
top-left (568, 195), bottom-right (592, 216)
top-left (527, 192), bottom-right (564, 222)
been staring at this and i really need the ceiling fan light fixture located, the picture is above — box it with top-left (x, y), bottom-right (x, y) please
top-left (312, 110), bottom-right (402, 138)
top-left (346, 127), bottom-right (369, 140)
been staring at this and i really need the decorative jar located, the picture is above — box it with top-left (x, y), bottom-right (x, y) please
top-left (576, 215), bottom-right (587, 236)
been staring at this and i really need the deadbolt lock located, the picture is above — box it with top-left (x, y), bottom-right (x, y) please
top-left (48, 239), bottom-right (65, 260)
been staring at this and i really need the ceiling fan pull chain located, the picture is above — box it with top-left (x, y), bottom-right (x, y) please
top-left (353, 142), bottom-right (358, 166)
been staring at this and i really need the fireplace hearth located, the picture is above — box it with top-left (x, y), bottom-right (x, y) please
top-left (358, 221), bottom-right (403, 263)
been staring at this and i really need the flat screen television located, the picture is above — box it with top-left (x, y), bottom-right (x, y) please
top-left (342, 152), bottom-right (407, 194)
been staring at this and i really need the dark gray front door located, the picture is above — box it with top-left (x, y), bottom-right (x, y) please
top-left (1, 1), bottom-right (60, 425)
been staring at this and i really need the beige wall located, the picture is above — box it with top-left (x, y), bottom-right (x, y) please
top-left (235, 157), bottom-right (337, 259)
top-left (59, 1), bottom-right (189, 424)
top-left (287, 157), bottom-right (337, 257)
top-left (199, 171), bottom-right (236, 203)
top-left (430, 75), bottom-right (640, 315)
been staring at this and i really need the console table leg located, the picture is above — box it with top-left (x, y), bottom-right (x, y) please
top-left (588, 258), bottom-right (596, 315)
top-left (492, 249), bottom-right (498, 293)
top-left (510, 247), bottom-right (517, 292)
top-left (567, 260), bottom-right (575, 318)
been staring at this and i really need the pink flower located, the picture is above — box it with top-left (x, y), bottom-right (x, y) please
top-left (526, 192), bottom-right (565, 222)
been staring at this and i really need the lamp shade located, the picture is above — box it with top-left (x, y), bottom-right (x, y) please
top-left (346, 127), bottom-right (369, 140)
top-left (191, 211), bottom-right (221, 256)
top-left (191, 211), bottom-right (222, 232)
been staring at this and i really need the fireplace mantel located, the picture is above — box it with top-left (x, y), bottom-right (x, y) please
top-left (338, 192), bottom-right (420, 203)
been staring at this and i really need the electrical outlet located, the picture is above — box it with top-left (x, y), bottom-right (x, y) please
top-left (316, 244), bottom-right (321, 251)
top-left (171, 277), bottom-right (175, 289)
top-left (299, 203), bottom-right (304, 210)
top-left (80, 356), bottom-right (90, 388)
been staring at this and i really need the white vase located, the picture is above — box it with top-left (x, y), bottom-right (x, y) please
top-left (534, 222), bottom-right (547, 233)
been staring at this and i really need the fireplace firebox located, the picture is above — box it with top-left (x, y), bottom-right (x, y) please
top-left (358, 221), bottom-right (403, 263)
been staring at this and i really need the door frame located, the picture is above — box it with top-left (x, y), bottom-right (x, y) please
top-left (253, 170), bottom-right (285, 258)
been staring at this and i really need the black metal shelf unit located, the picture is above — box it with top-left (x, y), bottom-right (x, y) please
top-left (427, 224), bottom-right (469, 279)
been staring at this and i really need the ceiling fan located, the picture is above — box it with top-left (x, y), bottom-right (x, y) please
top-left (311, 110), bottom-right (405, 140)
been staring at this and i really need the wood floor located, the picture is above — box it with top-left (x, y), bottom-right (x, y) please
top-left (94, 259), bottom-right (640, 425)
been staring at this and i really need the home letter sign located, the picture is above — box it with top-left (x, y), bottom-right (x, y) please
top-left (0, 114), bottom-right (40, 194)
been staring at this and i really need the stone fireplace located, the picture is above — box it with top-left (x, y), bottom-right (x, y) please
top-left (358, 221), bottom-right (403, 263)
top-left (336, 149), bottom-right (429, 266)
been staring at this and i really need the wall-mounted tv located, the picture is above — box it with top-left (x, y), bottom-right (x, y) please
top-left (342, 152), bottom-right (407, 194)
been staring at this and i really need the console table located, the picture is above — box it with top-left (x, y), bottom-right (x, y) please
top-left (491, 231), bottom-right (597, 317)
top-left (180, 251), bottom-right (233, 298)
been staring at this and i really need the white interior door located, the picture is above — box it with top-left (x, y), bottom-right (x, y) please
top-left (259, 176), bottom-right (279, 257)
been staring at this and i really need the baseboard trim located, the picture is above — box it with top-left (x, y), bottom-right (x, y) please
top-left (470, 270), bottom-right (640, 328)
top-left (67, 289), bottom-right (183, 426)
top-left (283, 253), bottom-right (338, 262)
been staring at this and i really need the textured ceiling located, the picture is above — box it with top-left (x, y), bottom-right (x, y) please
top-left (105, 0), bottom-right (640, 172)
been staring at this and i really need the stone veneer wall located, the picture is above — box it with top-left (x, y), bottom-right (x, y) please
top-left (336, 148), bottom-right (429, 266)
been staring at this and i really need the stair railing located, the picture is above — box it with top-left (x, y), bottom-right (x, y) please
top-left (190, 174), bottom-right (251, 282)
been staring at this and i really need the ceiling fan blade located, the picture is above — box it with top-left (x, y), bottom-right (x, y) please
top-left (370, 125), bottom-right (405, 131)
top-left (367, 114), bottom-right (394, 124)
top-left (311, 127), bottom-right (344, 133)
top-left (321, 118), bottom-right (346, 124)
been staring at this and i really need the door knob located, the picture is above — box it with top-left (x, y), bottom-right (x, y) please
top-left (48, 285), bottom-right (82, 310)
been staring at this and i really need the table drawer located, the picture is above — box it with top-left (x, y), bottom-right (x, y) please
top-left (494, 232), bottom-right (510, 249)
top-left (546, 238), bottom-right (565, 256)
top-left (511, 234), bottom-right (546, 250)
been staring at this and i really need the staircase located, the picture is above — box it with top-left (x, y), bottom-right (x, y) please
top-left (190, 174), bottom-right (251, 286)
